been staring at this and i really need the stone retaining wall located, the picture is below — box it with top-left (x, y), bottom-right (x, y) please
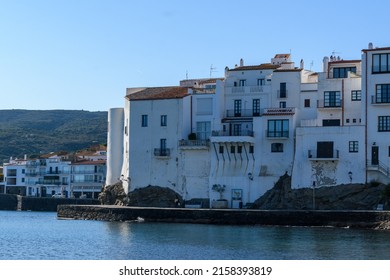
top-left (0, 194), bottom-right (99, 211)
top-left (57, 205), bottom-right (390, 230)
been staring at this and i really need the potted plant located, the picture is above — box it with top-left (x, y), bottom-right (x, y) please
top-left (211, 184), bottom-right (228, 208)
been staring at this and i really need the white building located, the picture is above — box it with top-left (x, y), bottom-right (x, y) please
top-left (362, 43), bottom-right (390, 184)
top-left (3, 158), bottom-right (27, 195)
top-left (107, 44), bottom-right (390, 208)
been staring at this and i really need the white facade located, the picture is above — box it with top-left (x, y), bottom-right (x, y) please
top-left (108, 45), bottom-right (390, 208)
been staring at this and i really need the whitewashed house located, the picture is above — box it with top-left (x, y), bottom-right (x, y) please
top-left (3, 158), bottom-right (27, 195)
top-left (362, 43), bottom-right (390, 184)
top-left (107, 44), bottom-right (390, 208)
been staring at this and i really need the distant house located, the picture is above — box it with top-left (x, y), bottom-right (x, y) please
top-left (107, 43), bottom-right (390, 208)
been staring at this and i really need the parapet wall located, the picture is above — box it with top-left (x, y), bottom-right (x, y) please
top-left (57, 205), bottom-right (390, 230)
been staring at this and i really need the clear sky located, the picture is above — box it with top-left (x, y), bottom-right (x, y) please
top-left (0, 0), bottom-right (389, 111)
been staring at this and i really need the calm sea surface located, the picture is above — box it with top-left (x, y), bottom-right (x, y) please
top-left (0, 210), bottom-right (390, 260)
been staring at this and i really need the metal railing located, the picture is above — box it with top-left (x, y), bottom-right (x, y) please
top-left (226, 109), bottom-right (260, 117)
top-left (317, 99), bottom-right (342, 108)
top-left (179, 140), bottom-right (210, 147)
top-left (266, 130), bottom-right (289, 138)
top-left (308, 150), bottom-right (340, 159)
top-left (371, 95), bottom-right (390, 104)
top-left (212, 130), bottom-right (254, 137)
top-left (367, 160), bottom-right (390, 177)
top-left (154, 148), bottom-right (170, 157)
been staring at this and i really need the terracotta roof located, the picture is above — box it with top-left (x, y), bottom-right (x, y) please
top-left (126, 86), bottom-right (188, 101)
top-left (362, 47), bottom-right (390, 53)
top-left (273, 68), bottom-right (302, 72)
top-left (229, 63), bottom-right (280, 71)
top-left (71, 159), bottom-right (106, 165)
top-left (274, 54), bottom-right (290, 59)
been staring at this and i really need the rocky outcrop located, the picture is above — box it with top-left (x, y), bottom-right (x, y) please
top-left (253, 174), bottom-right (388, 210)
top-left (99, 183), bottom-right (183, 208)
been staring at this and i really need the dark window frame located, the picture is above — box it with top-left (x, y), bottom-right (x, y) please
top-left (378, 116), bottom-right (390, 132)
top-left (372, 53), bottom-right (390, 73)
top-left (376, 84), bottom-right (390, 103)
top-left (351, 90), bottom-right (361, 101)
top-left (141, 115), bottom-right (148, 127)
top-left (271, 143), bottom-right (284, 153)
top-left (349, 141), bottom-right (359, 153)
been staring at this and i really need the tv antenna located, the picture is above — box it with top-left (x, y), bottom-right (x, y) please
top-left (210, 64), bottom-right (217, 78)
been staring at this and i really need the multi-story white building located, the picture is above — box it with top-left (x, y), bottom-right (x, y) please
top-left (362, 43), bottom-right (390, 184)
top-left (3, 147), bottom-right (107, 198)
top-left (107, 43), bottom-right (390, 208)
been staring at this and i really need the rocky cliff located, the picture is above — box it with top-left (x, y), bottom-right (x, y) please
top-left (252, 173), bottom-right (388, 210)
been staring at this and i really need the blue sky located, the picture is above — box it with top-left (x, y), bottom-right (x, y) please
top-left (0, 0), bottom-right (389, 111)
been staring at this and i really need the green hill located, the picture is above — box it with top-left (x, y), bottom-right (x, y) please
top-left (0, 109), bottom-right (108, 163)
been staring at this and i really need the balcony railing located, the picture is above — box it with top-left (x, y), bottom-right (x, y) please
top-left (212, 130), bottom-right (254, 137)
top-left (266, 130), bottom-right (289, 138)
top-left (179, 140), bottom-right (210, 147)
top-left (226, 109), bottom-right (261, 117)
top-left (154, 148), bottom-right (170, 157)
top-left (226, 85), bottom-right (270, 94)
top-left (263, 107), bottom-right (295, 115)
top-left (317, 99), bottom-right (342, 108)
top-left (308, 150), bottom-right (340, 160)
top-left (371, 95), bottom-right (390, 104)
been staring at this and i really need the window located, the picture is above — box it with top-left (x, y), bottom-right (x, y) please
top-left (230, 146), bottom-right (235, 153)
top-left (324, 91), bottom-right (341, 107)
top-left (267, 120), bottom-right (289, 137)
top-left (353, 119), bottom-right (356, 123)
top-left (317, 141), bottom-right (334, 158)
top-left (271, 143), bottom-right (283, 153)
top-left (279, 82), bottom-right (287, 98)
top-left (234, 100), bottom-right (242, 117)
top-left (160, 115), bottom-right (167, 126)
top-left (237, 146), bottom-right (242, 154)
top-left (333, 67), bottom-right (356, 78)
top-left (232, 124), bottom-right (241, 136)
top-left (304, 99), bottom-right (310, 107)
top-left (219, 145), bottom-right (224, 154)
top-left (375, 84), bottom-right (390, 103)
top-left (267, 119), bottom-right (289, 138)
top-left (351, 90), bottom-right (361, 101)
top-left (253, 99), bottom-right (260, 116)
top-left (196, 121), bottom-right (211, 140)
top-left (249, 145), bottom-right (254, 154)
top-left (279, 101), bottom-right (286, 108)
top-left (323, 119), bottom-right (340, 126)
top-left (239, 79), bottom-right (246, 87)
top-left (346, 119), bottom-right (350, 123)
top-left (258, 79), bottom-right (265, 86)
top-left (160, 139), bottom-right (167, 155)
top-left (349, 141), bottom-right (359, 153)
top-left (372, 53), bottom-right (390, 73)
top-left (378, 116), bottom-right (390, 132)
top-left (388, 146), bottom-right (390, 157)
top-left (141, 115), bottom-right (148, 127)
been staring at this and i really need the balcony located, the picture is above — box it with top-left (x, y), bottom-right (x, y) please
top-left (154, 148), bottom-right (171, 158)
top-left (263, 107), bottom-right (295, 116)
top-left (211, 130), bottom-right (254, 143)
top-left (308, 150), bottom-right (340, 161)
top-left (225, 85), bottom-right (270, 95)
top-left (317, 99), bottom-right (342, 109)
top-left (266, 130), bottom-right (289, 139)
top-left (371, 95), bottom-right (390, 105)
top-left (179, 140), bottom-right (210, 150)
top-left (226, 109), bottom-right (260, 118)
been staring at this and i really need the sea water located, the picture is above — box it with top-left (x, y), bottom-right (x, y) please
top-left (0, 210), bottom-right (389, 260)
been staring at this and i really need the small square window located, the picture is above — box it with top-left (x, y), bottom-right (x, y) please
top-left (230, 146), bottom-right (235, 153)
top-left (271, 143), bottom-right (283, 153)
top-left (353, 119), bottom-right (356, 123)
top-left (249, 145), bottom-right (254, 154)
top-left (349, 141), bottom-right (358, 153)
top-left (237, 146), bottom-right (242, 154)
top-left (219, 145), bottom-right (224, 154)
top-left (304, 99), bottom-right (310, 107)
top-left (346, 119), bottom-right (350, 123)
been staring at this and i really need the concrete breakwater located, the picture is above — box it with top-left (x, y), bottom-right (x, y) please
top-left (0, 194), bottom-right (99, 211)
top-left (57, 205), bottom-right (390, 230)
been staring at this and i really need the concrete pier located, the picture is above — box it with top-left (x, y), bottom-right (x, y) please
top-left (57, 205), bottom-right (390, 230)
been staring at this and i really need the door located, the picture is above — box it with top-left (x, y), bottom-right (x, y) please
top-left (317, 141), bottom-right (334, 158)
top-left (372, 146), bottom-right (379, 165)
top-left (234, 100), bottom-right (242, 117)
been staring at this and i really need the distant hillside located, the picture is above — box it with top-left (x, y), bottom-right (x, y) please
top-left (0, 110), bottom-right (108, 163)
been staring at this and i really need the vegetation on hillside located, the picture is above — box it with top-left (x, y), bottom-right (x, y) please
top-left (0, 109), bottom-right (107, 163)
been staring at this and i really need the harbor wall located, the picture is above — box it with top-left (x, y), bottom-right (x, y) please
top-left (57, 205), bottom-right (390, 230)
top-left (0, 194), bottom-right (99, 211)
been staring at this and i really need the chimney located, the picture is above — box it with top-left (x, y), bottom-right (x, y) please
top-left (300, 59), bottom-right (304, 69)
top-left (240, 58), bottom-right (244, 67)
top-left (323, 56), bottom-right (329, 73)
top-left (368, 42), bottom-right (373, 49)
